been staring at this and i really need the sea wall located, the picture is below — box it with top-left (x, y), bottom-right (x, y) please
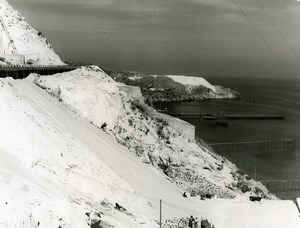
top-left (118, 84), bottom-right (144, 101)
top-left (152, 112), bottom-right (195, 140)
top-left (118, 85), bottom-right (195, 140)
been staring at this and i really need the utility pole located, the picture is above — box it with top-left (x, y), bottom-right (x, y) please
top-left (159, 199), bottom-right (162, 228)
top-left (254, 166), bottom-right (257, 179)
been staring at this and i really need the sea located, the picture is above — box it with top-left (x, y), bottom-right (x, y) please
top-left (154, 77), bottom-right (300, 199)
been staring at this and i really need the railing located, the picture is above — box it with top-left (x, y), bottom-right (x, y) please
top-left (0, 65), bottom-right (76, 69)
top-left (0, 65), bottom-right (78, 79)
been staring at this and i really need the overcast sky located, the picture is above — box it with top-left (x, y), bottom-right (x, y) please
top-left (9, 0), bottom-right (300, 78)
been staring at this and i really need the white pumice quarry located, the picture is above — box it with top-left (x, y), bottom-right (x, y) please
top-left (31, 66), bottom-right (269, 199)
top-left (0, 67), bottom-right (299, 228)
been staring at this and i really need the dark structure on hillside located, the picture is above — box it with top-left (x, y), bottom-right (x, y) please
top-left (0, 65), bottom-right (77, 79)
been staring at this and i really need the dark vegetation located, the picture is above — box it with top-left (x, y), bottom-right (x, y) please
top-left (103, 68), bottom-right (219, 103)
top-left (163, 217), bottom-right (215, 228)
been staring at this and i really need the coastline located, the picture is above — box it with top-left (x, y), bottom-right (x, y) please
top-left (104, 68), bottom-right (241, 103)
top-left (156, 77), bottom-right (300, 200)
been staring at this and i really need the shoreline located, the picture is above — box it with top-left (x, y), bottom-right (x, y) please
top-left (156, 80), bottom-right (300, 200)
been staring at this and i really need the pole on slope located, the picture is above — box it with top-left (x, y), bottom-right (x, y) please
top-left (160, 199), bottom-right (162, 228)
top-left (254, 166), bottom-right (257, 179)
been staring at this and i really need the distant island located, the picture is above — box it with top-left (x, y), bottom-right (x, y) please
top-left (104, 69), bottom-right (241, 103)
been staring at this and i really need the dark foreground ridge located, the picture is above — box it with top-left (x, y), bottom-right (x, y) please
top-left (0, 65), bottom-right (77, 79)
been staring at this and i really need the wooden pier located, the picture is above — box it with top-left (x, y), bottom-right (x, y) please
top-left (170, 113), bottom-right (286, 126)
top-left (172, 113), bottom-right (285, 120)
top-left (209, 139), bottom-right (296, 153)
top-left (224, 114), bottom-right (285, 120)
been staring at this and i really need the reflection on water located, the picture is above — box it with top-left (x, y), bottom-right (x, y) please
top-left (154, 77), bottom-right (300, 199)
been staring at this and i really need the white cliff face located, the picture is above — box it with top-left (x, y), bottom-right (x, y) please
top-left (0, 76), bottom-right (157, 227)
top-left (31, 66), bottom-right (267, 199)
top-left (165, 75), bottom-right (241, 99)
top-left (166, 75), bottom-right (217, 93)
top-left (0, 0), bottom-right (65, 65)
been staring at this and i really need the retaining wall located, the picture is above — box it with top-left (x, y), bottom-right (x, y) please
top-left (117, 84), bottom-right (144, 101)
top-left (153, 112), bottom-right (195, 140)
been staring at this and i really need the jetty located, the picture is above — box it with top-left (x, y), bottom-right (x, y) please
top-left (169, 113), bottom-right (286, 126)
top-left (172, 113), bottom-right (286, 120)
top-left (208, 139), bottom-right (296, 154)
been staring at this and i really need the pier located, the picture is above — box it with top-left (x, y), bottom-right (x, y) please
top-left (170, 113), bottom-right (286, 125)
top-left (224, 114), bottom-right (286, 120)
top-left (208, 139), bottom-right (296, 154)
top-left (0, 65), bottom-right (77, 79)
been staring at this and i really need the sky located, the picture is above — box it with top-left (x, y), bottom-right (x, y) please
top-left (8, 0), bottom-right (300, 78)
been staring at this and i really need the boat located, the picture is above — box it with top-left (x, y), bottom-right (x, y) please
top-left (216, 119), bottom-right (228, 127)
top-left (157, 108), bottom-right (168, 113)
top-left (157, 103), bottom-right (168, 113)
top-left (202, 113), bottom-right (217, 120)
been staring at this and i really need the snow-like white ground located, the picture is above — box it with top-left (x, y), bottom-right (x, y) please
top-left (0, 0), bottom-right (64, 65)
top-left (28, 67), bottom-right (300, 227)
top-left (0, 77), bottom-right (156, 227)
top-left (0, 67), bottom-right (299, 227)
top-left (166, 75), bottom-right (217, 92)
top-left (197, 197), bottom-right (300, 228)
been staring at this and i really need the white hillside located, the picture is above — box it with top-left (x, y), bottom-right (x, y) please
top-left (0, 77), bottom-right (157, 227)
top-left (32, 66), bottom-right (267, 199)
top-left (0, 0), bottom-right (64, 65)
top-left (0, 68), bottom-right (299, 227)
top-left (166, 75), bottom-right (217, 92)
top-left (165, 75), bottom-right (241, 99)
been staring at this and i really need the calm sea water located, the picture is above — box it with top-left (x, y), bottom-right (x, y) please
top-left (155, 77), bottom-right (300, 199)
